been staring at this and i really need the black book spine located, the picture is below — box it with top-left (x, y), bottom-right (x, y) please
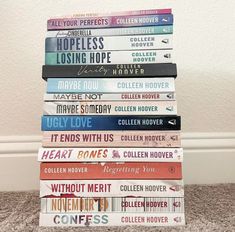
top-left (41, 115), bottom-right (181, 131)
top-left (42, 63), bottom-right (177, 80)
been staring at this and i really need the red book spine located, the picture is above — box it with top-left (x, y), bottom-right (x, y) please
top-left (40, 162), bottom-right (182, 180)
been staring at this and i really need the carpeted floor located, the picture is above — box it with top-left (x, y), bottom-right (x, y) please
top-left (0, 184), bottom-right (234, 232)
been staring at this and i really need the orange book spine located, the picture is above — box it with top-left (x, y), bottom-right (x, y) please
top-left (40, 162), bottom-right (182, 180)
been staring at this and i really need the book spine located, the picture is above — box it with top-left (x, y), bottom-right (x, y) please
top-left (45, 50), bottom-right (172, 65)
top-left (41, 116), bottom-right (181, 131)
top-left (43, 101), bottom-right (177, 116)
top-left (42, 63), bottom-right (177, 79)
top-left (45, 35), bottom-right (173, 52)
top-left (39, 212), bottom-right (185, 227)
top-left (44, 92), bottom-right (176, 101)
top-left (46, 78), bottom-right (175, 93)
top-left (46, 25), bottom-right (173, 38)
top-left (42, 131), bottom-right (181, 148)
top-left (38, 147), bottom-right (183, 162)
top-left (41, 197), bottom-right (184, 213)
top-left (47, 14), bottom-right (173, 30)
top-left (40, 179), bottom-right (184, 197)
top-left (40, 162), bottom-right (182, 180)
top-left (50, 9), bottom-right (172, 19)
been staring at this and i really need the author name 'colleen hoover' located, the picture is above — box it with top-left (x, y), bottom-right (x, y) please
top-left (76, 64), bottom-right (145, 76)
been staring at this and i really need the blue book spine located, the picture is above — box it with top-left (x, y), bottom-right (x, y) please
top-left (46, 78), bottom-right (175, 93)
top-left (46, 26), bottom-right (174, 38)
top-left (41, 116), bottom-right (181, 131)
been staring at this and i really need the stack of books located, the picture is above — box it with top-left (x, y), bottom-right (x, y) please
top-left (38, 8), bottom-right (185, 227)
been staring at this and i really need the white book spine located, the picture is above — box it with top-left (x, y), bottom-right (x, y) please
top-left (40, 180), bottom-right (184, 198)
top-left (41, 197), bottom-right (184, 213)
top-left (45, 50), bottom-right (173, 65)
top-left (39, 212), bottom-right (185, 226)
top-left (46, 35), bottom-right (173, 52)
top-left (43, 101), bottom-right (177, 115)
top-left (44, 92), bottom-right (176, 101)
top-left (38, 147), bottom-right (183, 162)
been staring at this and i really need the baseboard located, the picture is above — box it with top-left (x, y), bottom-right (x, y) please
top-left (0, 133), bottom-right (235, 191)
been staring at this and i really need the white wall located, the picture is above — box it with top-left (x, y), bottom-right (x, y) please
top-left (0, 0), bottom-right (235, 189)
top-left (1, 0), bottom-right (235, 135)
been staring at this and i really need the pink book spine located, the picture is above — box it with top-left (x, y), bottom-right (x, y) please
top-left (47, 14), bottom-right (173, 30)
top-left (42, 131), bottom-right (181, 148)
top-left (50, 8), bottom-right (172, 19)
